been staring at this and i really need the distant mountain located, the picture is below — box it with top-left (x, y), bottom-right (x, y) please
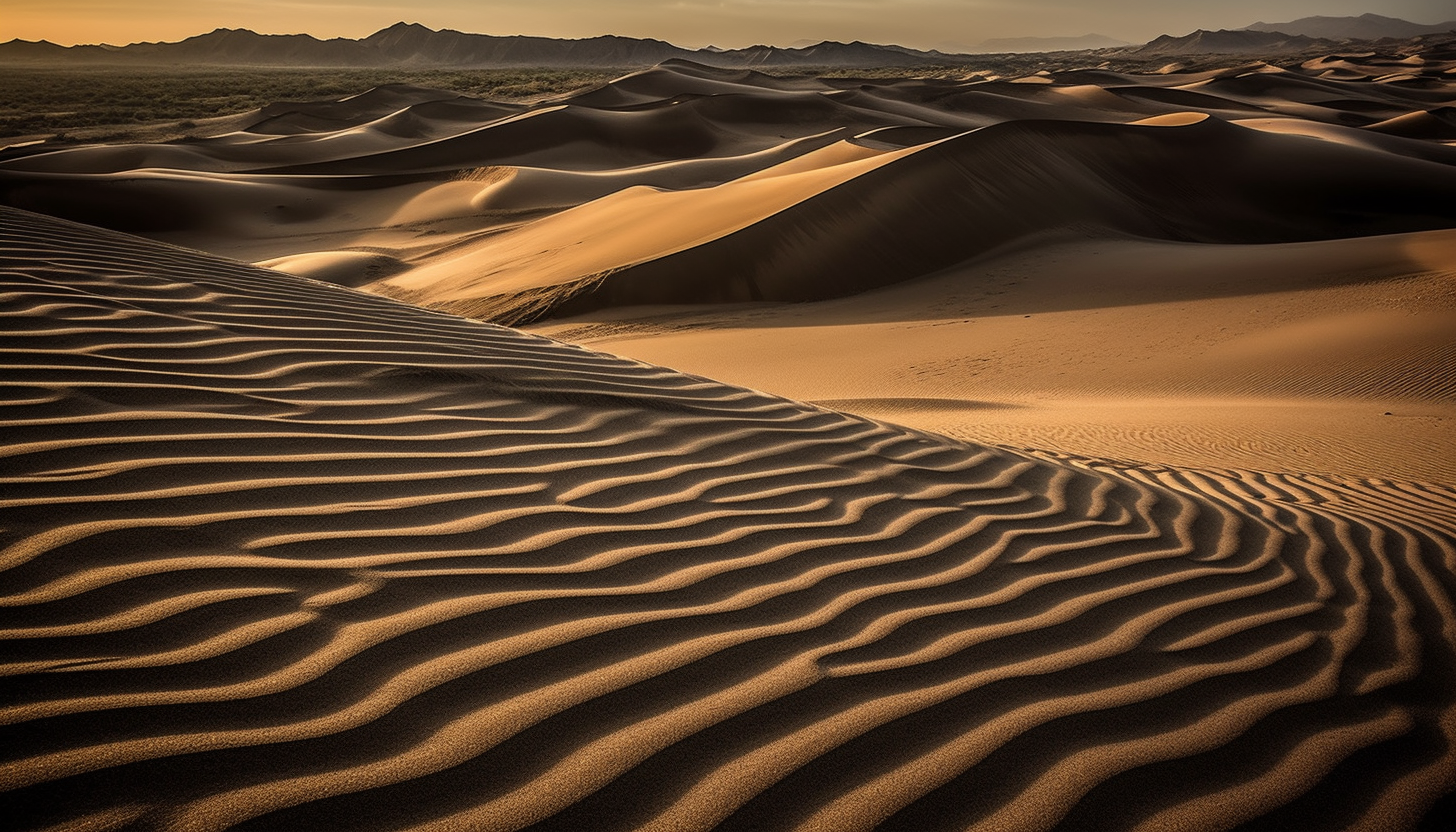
top-left (1136, 29), bottom-right (1330, 55)
top-left (707, 40), bottom-right (948, 67)
top-left (0, 39), bottom-right (125, 62)
top-left (0, 39), bottom-right (70, 60)
top-left (791, 41), bottom-right (952, 65)
top-left (1245, 13), bottom-right (1456, 40)
top-left (963, 34), bottom-right (1128, 54)
top-left (357, 23), bottom-right (689, 67)
top-left (0, 22), bottom-right (950, 68)
top-left (134, 29), bottom-right (378, 65)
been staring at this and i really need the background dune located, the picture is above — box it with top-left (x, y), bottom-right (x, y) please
top-left (2, 205), bottom-right (1455, 831)
top-left (4, 45), bottom-right (1455, 306)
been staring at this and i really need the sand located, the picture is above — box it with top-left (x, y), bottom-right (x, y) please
top-left (2, 43), bottom-right (1456, 831)
top-left (534, 230), bottom-right (1456, 483)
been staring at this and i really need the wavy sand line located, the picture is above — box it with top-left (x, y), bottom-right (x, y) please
top-left (1, 206), bottom-right (1453, 830)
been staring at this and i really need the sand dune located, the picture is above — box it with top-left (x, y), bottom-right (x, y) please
top-left (434, 114), bottom-right (1456, 323)
top-left (3, 42), bottom-right (1456, 829)
top-left (540, 228), bottom-right (1456, 483)
top-left (2, 205), bottom-right (1455, 830)
top-left (4, 51), bottom-right (1455, 301)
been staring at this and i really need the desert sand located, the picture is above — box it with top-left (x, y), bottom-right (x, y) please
top-left (2, 38), bottom-right (1456, 831)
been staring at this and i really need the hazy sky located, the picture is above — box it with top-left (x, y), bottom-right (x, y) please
top-left (7, 1), bottom-right (1455, 50)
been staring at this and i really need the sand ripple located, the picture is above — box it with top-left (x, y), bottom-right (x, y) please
top-left (1, 206), bottom-right (1453, 830)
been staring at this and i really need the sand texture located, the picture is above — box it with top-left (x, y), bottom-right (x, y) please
top-left (535, 227), bottom-right (1456, 483)
top-left (4, 37), bottom-right (1456, 830)
top-left (2, 205), bottom-right (1456, 830)
top-left (4, 55), bottom-right (1456, 322)
top-left (2, 56), bottom-right (1454, 484)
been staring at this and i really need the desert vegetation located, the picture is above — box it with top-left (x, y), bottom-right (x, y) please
top-left (0, 66), bottom-right (621, 139)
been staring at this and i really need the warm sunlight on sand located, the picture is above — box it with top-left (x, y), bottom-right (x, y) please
top-left (2, 18), bottom-right (1455, 832)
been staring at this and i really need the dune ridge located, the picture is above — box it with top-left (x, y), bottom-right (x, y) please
top-left (4, 47), bottom-right (1456, 319)
top-left (2, 205), bottom-right (1454, 829)
top-left (440, 113), bottom-right (1456, 323)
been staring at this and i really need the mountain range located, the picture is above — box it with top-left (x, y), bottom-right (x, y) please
top-left (3, 14), bottom-right (1454, 68)
top-left (0, 22), bottom-right (955, 68)
top-left (1245, 12), bottom-right (1456, 40)
top-left (1136, 29), bottom-right (1332, 56)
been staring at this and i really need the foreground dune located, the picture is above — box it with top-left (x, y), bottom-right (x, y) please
top-left (3, 206), bottom-right (1455, 830)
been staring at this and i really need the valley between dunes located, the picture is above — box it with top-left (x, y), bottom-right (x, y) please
top-left (2, 42), bottom-right (1455, 831)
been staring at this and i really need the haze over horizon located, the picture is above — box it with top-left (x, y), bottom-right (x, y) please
top-left (5, 0), bottom-right (1454, 51)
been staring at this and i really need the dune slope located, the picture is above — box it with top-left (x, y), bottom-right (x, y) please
top-left (2, 206), bottom-right (1454, 830)
top-left (534, 228), bottom-right (1456, 484)
top-left (437, 113), bottom-right (1456, 323)
top-left (5, 51), bottom-right (1456, 318)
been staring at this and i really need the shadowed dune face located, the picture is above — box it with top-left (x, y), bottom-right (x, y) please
top-left (3, 206), bottom-right (1456, 829)
top-left (2, 50), bottom-right (1456, 320)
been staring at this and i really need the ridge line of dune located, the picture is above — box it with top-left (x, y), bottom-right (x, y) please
top-left (1, 206), bottom-right (1454, 830)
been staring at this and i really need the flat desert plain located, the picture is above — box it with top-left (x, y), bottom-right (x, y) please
top-left (2, 44), bottom-right (1456, 831)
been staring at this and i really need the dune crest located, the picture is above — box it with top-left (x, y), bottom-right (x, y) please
top-left (1, 205), bottom-right (1454, 829)
top-left (5, 50), bottom-right (1456, 321)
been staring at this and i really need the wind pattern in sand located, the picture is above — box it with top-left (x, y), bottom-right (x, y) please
top-left (2, 205), bottom-right (1455, 830)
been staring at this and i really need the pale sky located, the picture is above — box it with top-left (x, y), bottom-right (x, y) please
top-left (6, 1), bottom-right (1454, 50)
